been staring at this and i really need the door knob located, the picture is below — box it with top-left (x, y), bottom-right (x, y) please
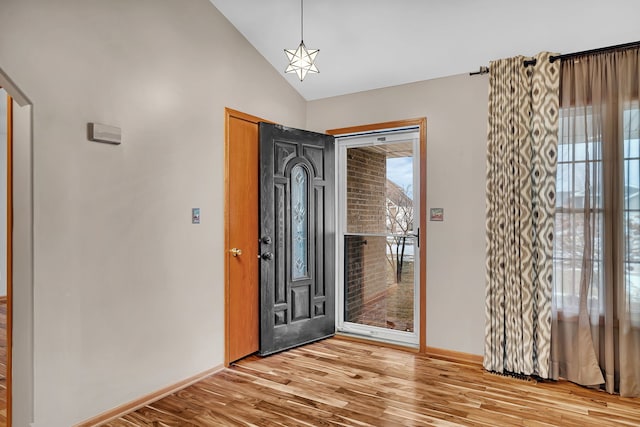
top-left (230, 248), bottom-right (243, 257)
top-left (261, 252), bottom-right (274, 260)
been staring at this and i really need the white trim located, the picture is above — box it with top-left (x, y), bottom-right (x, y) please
top-left (335, 128), bottom-right (420, 145)
top-left (338, 322), bottom-right (419, 346)
top-left (335, 129), bottom-right (421, 347)
top-left (331, 125), bottom-right (419, 140)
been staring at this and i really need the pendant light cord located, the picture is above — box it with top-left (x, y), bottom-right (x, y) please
top-left (300, 0), bottom-right (304, 42)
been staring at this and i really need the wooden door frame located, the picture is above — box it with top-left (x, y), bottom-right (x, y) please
top-left (327, 118), bottom-right (428, 353)
top-left (223, 108), bottom-right (272, 366)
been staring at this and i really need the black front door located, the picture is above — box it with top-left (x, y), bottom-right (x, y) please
top-left (259, 123), bottom-right (335, 355)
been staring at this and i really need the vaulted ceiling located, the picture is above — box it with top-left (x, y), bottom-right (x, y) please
top-left (210, 0), bottom-right (640, 101)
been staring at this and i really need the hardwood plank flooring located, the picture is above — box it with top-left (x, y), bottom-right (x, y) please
top-left (104, 339), bottom-right (640, 426)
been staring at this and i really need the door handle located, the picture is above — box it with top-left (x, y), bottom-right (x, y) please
top-left (230, 248), bottom-right (243, 257)
top-left (261, 252), bottom-right (274, 260)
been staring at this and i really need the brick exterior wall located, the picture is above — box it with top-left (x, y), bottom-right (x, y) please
top-left (344, 148), bottom-right (388, 325)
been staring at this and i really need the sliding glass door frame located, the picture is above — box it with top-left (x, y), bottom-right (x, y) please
top-left (335, 126), bottom-right (421, 346)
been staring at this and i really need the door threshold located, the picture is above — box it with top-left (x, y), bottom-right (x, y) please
top-left (334, 332), bottom-right (421, 353)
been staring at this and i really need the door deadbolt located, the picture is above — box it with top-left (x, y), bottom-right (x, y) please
top-left (261, 236), bottom-right (272, 245)
top-left (261, 252), bottom-right (274, 260)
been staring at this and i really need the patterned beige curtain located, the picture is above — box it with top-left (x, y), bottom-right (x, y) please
top-left (551, 46), bottom-right (640, 397)
top-left (485, 52), bottom-right (560, 378)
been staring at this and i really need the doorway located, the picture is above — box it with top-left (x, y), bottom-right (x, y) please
top-left (0, 67), bottom-right (34, 427)
top-left (225, 112), bottom-right (426, 363)
top-left (224, 109), bottom-right (337, 362)
top-left (0, 87), bottom-right (12, 427)
top-left (328, 119), bottom-right (427, 351)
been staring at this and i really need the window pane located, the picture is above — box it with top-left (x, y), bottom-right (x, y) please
top-left (554, 107), bottom-right (605, 315)
top-left (291, 165), bottom-right (308, 280)
top-left (346, 144), bottom-right (414, 234)
top-left (624, 108), bottom-right (639, 135)
top-left (555, 104), bottom-right (640, 322)
top-left (342, 137), bottom-right (418, 336)
top-left (344, 235), bottom-right (415, 332)
top-left (624, 105), bottom-right (640, 321)
top-left (624, 137), bottom-right (640, 158)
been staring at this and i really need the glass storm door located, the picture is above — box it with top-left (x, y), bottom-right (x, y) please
top-left (258, 123), bottom-right (335, 355)
top-left (337, 128), bottom-right (421, 346)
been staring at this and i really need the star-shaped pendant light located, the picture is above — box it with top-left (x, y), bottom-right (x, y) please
top-left (285, 42), bottom-right (319, 81)
top-left (285, 0), bottom-right (319, 81)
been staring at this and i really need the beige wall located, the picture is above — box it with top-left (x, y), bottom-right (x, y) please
top-left (307, 74), bottom-right (490, 356)
top-left (0, 0), bottom-right (496, 424)
top-left (0, 0), bottom-right (306, 426)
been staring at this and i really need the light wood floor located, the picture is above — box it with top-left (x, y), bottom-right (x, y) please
top-left (104, 338), bottom-right (640, 426)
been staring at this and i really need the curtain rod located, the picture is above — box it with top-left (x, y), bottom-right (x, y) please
top-left (469, 40), bottom-right (640, 76)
